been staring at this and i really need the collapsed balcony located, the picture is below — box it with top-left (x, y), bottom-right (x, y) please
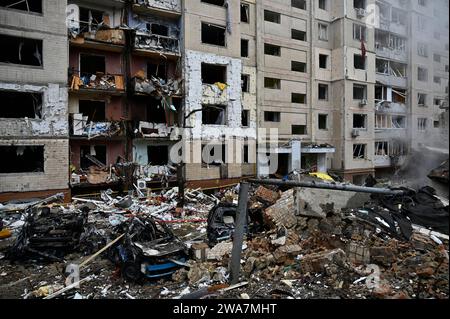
top-left (375, 30), bottom-right (407, 61)
top-left (375, 85), bottom-right (407, 113)
top-left (132, 0), bottom-right (182, 15)
top-left (134, 32), bottom-right (180, 57)
top-left (69, 70), bottom-right (125, 93)
top-left (132, 70), bottom-right (182, 97)
top-left (70, 115), bottom-right (125, 139)
top-left (374, 140), bottom-right (408, 168)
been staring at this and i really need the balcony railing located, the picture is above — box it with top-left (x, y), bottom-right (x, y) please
top-left (70, 115), bottom-right (124, 139)
top-left (134, 32), bottom-right (180, 55)
top-left (69, 70), bottom-right (125, 92)
top-left (133, 0), bottom-right (182, 14)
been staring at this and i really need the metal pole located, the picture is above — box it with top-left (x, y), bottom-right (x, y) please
top-left (229, 182), bottom-right (249, 285)
top-left (248, 178), bottom-right (404, 195)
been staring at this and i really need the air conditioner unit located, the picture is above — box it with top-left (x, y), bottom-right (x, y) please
top-left (356, 8), bottom-right (367, 18)
top-left (359, 99), bottom-right (368, 107)
top-left (351, 129), bottom-right (360, 138)
top-left (137, 179), bottom-right (147, 191)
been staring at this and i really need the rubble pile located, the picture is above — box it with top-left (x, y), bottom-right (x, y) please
top-left (0, 182), bottom-right (448, 299)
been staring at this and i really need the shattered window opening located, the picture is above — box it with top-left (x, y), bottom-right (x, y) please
top-left (292, 93), bottom-right (306, 104)
top-left (391, 115), bottom-right (406, 129)
top-left (418, 93), bottom-right (427, 107)
top-left (292, 125), bottom-right (307, 135)
top-left (417, 118), bottom-right (427, 131)
top-left (79, 7), bottom-right (105, 33)
top-left (242, 110), bottom-right (249, 127)
top-left (79, 100), bottom-right (106, 122)
top-left (241, 74), bottom-right (250, 93)
top-left (0, 0), bottom-right (42, 13)
top-left (202, 105), bottom-right (226, 125)
top-left (201, 23), bottom-right (226, 47)
top-left (241, 3), bottom-right (249, 23)
top-left (201, 0), bottom-right (225, 6)
top-left (147, 145), bottom-right (169, 166)
top-left (0, 90), bottom-right (42, 119)
top-left (241, 39), bottom-right (249, 58)
top-left (0, 145), bottom-right (44, 173)
top-left (264, 43), bottom-right (281, 56)
top-left (147, 97), bottom-right (167, 124)
top-left (0, 34), bottom-right (43, 67)
top-left (264, 77), bottom-right (281, 90)
top-left (292, 0), bottom-right (306, 10)
top-left (202, 143), bottom-right (226, 165)
top-left (375, 141), bottom-right (389, 156)
top-left (354, 54), bottom-right (365, 70)
top-left (319, 54), bottom-right (328, 69)
top-left (292, 29), bottom-right (306, 41)
top-left (418, 67), bottom-right (428, 82)
top-left (291, 61), bottom-right (306, 72)
top-left (353, 144), bottom-right (366, 159)
top-left (201, 63), bottom-right (227, 84)
top-left (80, 54), bottom-right (106, 76)
top-left (264, 111), bottom-right (280, 122)
top-left (264, 10), bottom-right (281, 24)
top-left (148, 62), bottom-right (167, 80)
top-left (353, 84), bottom-right (367, 100)
top-left (353, 114), bottom-right (367, 129)
top-left (318, 83), bottom-right (328, 100)
top-left (150, 24), bottom-right (169, 37)
top-left (80, 145), bottom-right (106, 170)
top-left (318, 114), bottom-right (328, 130)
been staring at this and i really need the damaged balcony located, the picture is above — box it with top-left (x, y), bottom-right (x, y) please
top-left (132, 0), bottom-right (182, 18)
top-left (375, 85), bottom-right (407, 115)
top-left (201, 63), bottom-right (228, 106)
top-left (133, 32), bottom-right (180, 59)
top-left (376, 59), bottom-right (408, 87)
top-left (70, 116), bottom-right (125, 140)
top-left (374, 141), bottom-right (408, 168)
top-left (375, 30), bottom-right (408, 62)
top-left (69, 29), bottom-right (126, 52)
top-left (69, 70), bottom-right (125, 95)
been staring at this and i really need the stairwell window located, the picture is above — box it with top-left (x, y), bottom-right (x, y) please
top-left (318, 23), bottom-right (328, 41)
top-left (353, 23), bottom-right (367, 41)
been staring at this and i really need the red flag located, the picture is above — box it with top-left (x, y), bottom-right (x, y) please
top-left (361, 39), bottom-right (366, 60)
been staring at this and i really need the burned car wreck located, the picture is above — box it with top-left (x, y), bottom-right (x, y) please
top-left (108, 216), bottom-right (188, 282)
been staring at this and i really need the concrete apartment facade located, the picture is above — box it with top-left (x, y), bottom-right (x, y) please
top-left (0, 0), bottom-right (448, 200)
top-left (0, 0), bottom-right (70, 201)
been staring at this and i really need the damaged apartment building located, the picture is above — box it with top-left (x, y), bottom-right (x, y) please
top-left (0, 0), bottom-right (69, 201)
top-left (66, 0), bottom-right (183, 191)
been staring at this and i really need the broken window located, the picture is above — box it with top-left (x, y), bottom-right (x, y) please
top-left (318, 84), bottom-right (328, 100)
top-left (390, 141), bottom-right (407, 156)
top-left (292, 93), bottom-right (306, 104)
top-left (80, 145), bottom-right (106, 170)
top-left (264, 10), bottom-right (281, 23)
top-left (392, 88), bottom-right (406, 103)
top-left (0, 0), bottom-right (42, 13)
top-left (0, 90), bottom-right (42, 119)
top-left (202, 144), bottom-right (226, 165)
top-left (150, 24), bottom-right (169, 36)
top-left (418, 93), bottom-right (427, 106)
top-left (417, 66), bottom-right (428, 82)
top-left (354, 54), bottom-right (365, 70)
top-left (264, 111), bottom-right (280, 122)
top-left (148, 62), bottom-right (167, 80)
top-left (375, 85), bottom-right (386, 101)
top-left (319, 54), bottom-right (328, 69)
top-left (0, 146), bottom-right (44, 173)
top-left (353, 84), bottom-right (367, 100)
top-left (292, 0), bottom-right (306, 10)
top-left (201, 23), bottom-right (226, 46)
top-left (241, 74), bottom-right (249, 92)
top-left (201, 63), bottom-right (226, 84)
top-left (376, 59), bottom-right (389, 74)
top-left (434, 98), bottom-right (442, 106)
top-left (80, 54), bottom-right (105, 75)
top-left (353, 114), bottom-right (367, 129)
top-left (79, 100), bottom-right (106, 122)
top-left (291, 61), bottom-right (306, 72)
top-left (264, 43), bottom-right (281, 56)
top-left (390, 61), bottom-right (406, 77)
top-left (147, 146), bottom-right (169, 166)
top-left (241, 39), bottom-right (249, 57)
top-left (202, 105), bottom-right (226, 125)
top-left (375, 114), bottom-right (389, 129)
top-left (147, 97), bottom-right (168, 124)
top-left (434, 76), bottom-right (441, 84)
top-left (434, 120), bottom-right (440, 128)
top-left (264, 77), bottom-right (281, 89)
top-left (392, 115), bottom-right (406, 128)
top-left (292, 125), bottom-right (307, 135)
top-left (318, 114), bottom-right (328, 130)
top-left (353, 144), bottom-right (366, 159)
top-left (79, 7), bottom-right (105, 33)
top-left (0, 34), bottom-right (42, 67)
top-left (318, 23), bottom-right (328, 41)
top-left (318, 0), bottom-right (327, 10)
top-left (353, 23), bottom-right (366, 41)
top-left (417, 118), bottom-right (427, 131)
top-left (292, 29), bottom-right (306, 41)
top-left (201, 0), bottom-right (225, 6)
top-left (241, 3), bottom-right (249, 23)
top-left (375, 141), bottom-right (388, 156)
top-left (243, 144), bottom-right (249, 164)
top-left (354, 0), bottom-right (365, 9)
top-left (242, 110), bottom-right (249, 127)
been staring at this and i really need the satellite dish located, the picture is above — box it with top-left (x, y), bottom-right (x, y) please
top-left (66, 4), bottom-right (80, 29)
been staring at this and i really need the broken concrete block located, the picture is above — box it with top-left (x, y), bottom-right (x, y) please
top-left (254, 186), bottom-right (280, 205)
top-left (191, 242), bottom-right (210, 262)
top-left (299, 249), bottom-right (347, 274)
top-left (273, 244), bottom-right (302, 262)
top-left (370, 246), bottom-right (398, 266)
top-left (207, 242), bottom-right (233, 261)
top-left (264, 189), bottom-right (298, 229)
top-left (346, 241), bottom-right (371, 265)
